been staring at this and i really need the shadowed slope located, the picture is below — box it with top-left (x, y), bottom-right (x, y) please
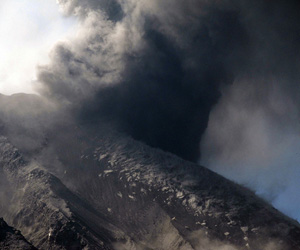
top-left (0, 218), bottom-right (36, 250)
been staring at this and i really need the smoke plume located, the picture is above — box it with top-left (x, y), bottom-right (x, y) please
top-left (37, 0), bottom-right (250, 161)
top-left (35, 0), bottom-right (300, 221)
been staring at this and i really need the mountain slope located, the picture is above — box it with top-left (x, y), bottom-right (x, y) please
top-left (0, 218), bottom-right (36, 250)
top-left (0, 94), bottom-right (300, 249)
top-left (44, 124), bottom-right (300, 249)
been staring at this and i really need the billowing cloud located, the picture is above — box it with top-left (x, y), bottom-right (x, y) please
top-left (38, 0), bottom-right (250, 161)
top-left (35, 0), bottom-right (300, 221)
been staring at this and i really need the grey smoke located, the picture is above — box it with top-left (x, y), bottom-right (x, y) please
top-left (201, 78), bottom-right (300, 222)
top-left (35, 0), bottom-right (300, 221)
top-left (38, 0), bottom-right (249, 161)
top-left (200, 0), bottom-right (300, 222)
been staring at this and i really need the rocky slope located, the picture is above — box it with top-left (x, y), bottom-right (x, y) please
top-left (0, 94), bottom-right (300, 249)
top-left (0, 218), bottom-right (36, 250)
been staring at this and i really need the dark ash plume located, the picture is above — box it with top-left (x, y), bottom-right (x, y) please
top-left (38, 0), bottom-right (300, 165)
top-left (38, 0), bottom-right (249, 161)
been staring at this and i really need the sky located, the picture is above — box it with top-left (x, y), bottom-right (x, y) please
top-left (0, 0), bottom-right (300, 224)
top-left (0, 0), bottom-right (76, 95)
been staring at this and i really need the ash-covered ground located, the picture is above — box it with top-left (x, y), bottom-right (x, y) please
top-left (0, 94), bottom-right (300, 250)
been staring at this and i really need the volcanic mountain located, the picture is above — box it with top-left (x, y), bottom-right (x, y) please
top-left (0, 93), bottom-right (300, 250)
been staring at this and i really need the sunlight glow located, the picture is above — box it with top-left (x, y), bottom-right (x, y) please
top-left (0, 0), bottom-right (77, 95)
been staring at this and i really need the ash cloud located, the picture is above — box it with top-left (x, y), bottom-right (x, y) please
top-left (37, 0), bottom-right (300, 220)
top-left (38, 0), bottom-right (249, 161)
